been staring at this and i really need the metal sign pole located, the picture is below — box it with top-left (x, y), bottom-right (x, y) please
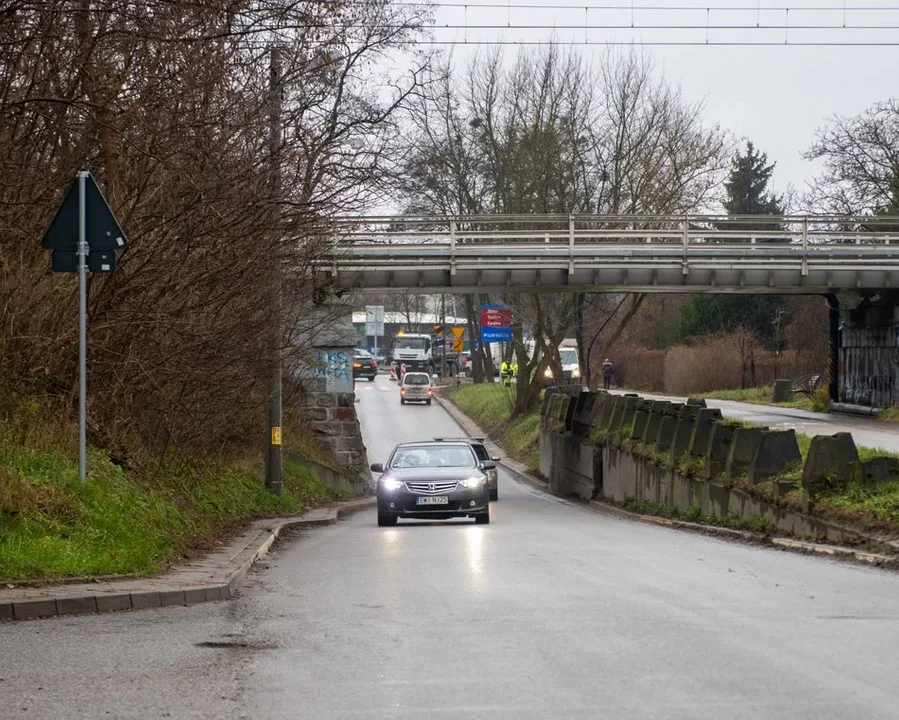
top-left (77, 170), bottom-right (88, 486)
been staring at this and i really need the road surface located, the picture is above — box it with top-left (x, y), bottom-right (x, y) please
top-left (2, 374), bottom-right (899, 719)
top-left (612, 388), bottom-right (899, 453)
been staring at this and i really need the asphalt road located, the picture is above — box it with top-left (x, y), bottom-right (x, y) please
top-left (3, 374), bottom-right (899, 719)
top-left (611, 388), bottom-right (899, 453)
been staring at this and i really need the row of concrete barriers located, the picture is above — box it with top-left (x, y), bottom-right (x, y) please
top-left (537, 388), bottom-right (898, 546)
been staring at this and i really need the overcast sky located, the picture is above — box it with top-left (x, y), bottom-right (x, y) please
top-left (406, 0), bottom-right (899, 200)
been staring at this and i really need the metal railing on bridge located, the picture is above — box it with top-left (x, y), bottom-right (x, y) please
top-left (313, 214), bottom-right (899, 294)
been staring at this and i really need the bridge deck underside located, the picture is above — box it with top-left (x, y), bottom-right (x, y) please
top-left (329, 244), bottom-right (899, 295)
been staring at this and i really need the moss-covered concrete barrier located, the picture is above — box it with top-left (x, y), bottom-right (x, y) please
top-left (538, 389), bottom-right (897, 545)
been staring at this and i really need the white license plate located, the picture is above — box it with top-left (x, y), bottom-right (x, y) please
top-left (416, 496), bottom-right (448, 505)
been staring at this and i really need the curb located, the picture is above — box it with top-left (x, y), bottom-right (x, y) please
top-left (1, 496), bottom-right (375, 622)
top-left (433, 390), bottom-right (899, 571)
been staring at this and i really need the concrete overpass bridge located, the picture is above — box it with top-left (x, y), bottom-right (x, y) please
top-left (318, 213), bottom-right (899, 295)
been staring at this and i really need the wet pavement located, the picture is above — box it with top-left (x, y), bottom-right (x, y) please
top-left (2, 374), bottom-right (899, 719)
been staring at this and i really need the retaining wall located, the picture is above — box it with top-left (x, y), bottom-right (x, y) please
top-left (538, 389), bottom-right (894, 544)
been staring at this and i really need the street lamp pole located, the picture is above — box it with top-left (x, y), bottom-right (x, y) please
top-left (265, 45), bottom-right (283, 495)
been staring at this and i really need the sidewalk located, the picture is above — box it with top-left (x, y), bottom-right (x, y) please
top-left (0, 497), bottom-right (374, 621)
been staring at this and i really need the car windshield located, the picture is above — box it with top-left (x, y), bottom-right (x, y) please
top-left (559, 349), bottom-right (578, 365)
top-left (403, 374), bottom-right (430, 385)
top-left (396, 337), bottom-right (428, 350)
top-left (355, 350), bottom-right (372, 359)
top-left (390, 445), bottom-right (476, 469)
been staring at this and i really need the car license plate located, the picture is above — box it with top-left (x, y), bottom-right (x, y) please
top-left (416, 496), bottom-right (448, 505)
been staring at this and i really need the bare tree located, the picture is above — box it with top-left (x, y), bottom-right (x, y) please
top-left (399, 45), bottom-right (727, 413)
top-left (0, 1), bottom-right (429, 462)
top-left (804, 100), bottom-right (899, 215)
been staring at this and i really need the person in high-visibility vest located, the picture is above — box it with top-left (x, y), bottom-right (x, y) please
top-left (511, 362), bottom-right (519, 384)
top-left (501, 360), bottom-right (513, 388)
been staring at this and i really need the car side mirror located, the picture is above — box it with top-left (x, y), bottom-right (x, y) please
top-left (480, 460), bottom-right (496, 471)
top-left (370, 463), bottom-right (384, 473)
top-left (492, 456), bottom-right (502, 463)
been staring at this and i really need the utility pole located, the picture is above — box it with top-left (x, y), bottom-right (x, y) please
top-left (265, 45), bottom-right (283, 495)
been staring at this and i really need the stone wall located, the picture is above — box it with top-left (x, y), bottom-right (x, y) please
top-left (294, 301), bottom-right (369, 496)
top-left (538, 389), bottom-right (895, 544)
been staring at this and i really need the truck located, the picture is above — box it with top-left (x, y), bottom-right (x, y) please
top-left (388, 332), bottom-right (435, 374)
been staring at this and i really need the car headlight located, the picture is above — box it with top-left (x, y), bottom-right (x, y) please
top-left (460, 476), bottom-right (487, 488)
top-left (380, 477), bottom-right (404, 491)
top-left (571, 367), bottom-right (580, 378)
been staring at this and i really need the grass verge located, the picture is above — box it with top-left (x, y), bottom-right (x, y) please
top-left (620, 498), bottom-right (775, 534)
top-left (701, 385), bottom-right (815, 411)
top-left (0, 412), bottom-right (345, 583)
top-left (448, 383), bottom-right (540, 472)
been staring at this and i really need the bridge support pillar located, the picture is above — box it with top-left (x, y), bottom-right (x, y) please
top-left (836, 292), bottom-right (899, 410)
top-left (296, 299), bottom-right (370, 495)
top-left (826, 294), bottom-right (839, 404)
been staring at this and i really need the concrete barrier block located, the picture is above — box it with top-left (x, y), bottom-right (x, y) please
top-left (704, 424), bottom-right (735, 479)
top-left (572, 392), bottom-right (599, 436)
top-left (688, 408), bottom-right (723, 457)
top-left (671, 407), bottom-right (699, 458)
top-left (749, 430), bottom-right (802, 484)
top-left (657, 405), bottom-right (683, 452)
top-left (598, 395), bottom-right (617, 429)
top-left (849, 456), bottom-right (899, 489)
top-left (726, 427), bottom-right (768, 480)
top-left (801, 432), bottom-right (859, 495)
top-left (590, 393), bottom-right (610, 428)
top-left (0, 602), bottom-right (12, 620)
top-left (605, 397), bottom-right (624, 430)
top-left (643, 401), bottom-right (670, 446)
top-left (686, 397), bottom-right (707, 407)
top-left (616, 396), bottom-right (640, 433)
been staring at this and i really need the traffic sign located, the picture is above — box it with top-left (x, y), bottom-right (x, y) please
top-left (451, 326), bottom-right (465, 353)
top-left (481, 304), bottom-right (513, 327)
top-left (482, 326), bottom-right (513, 343)
top-left (51, 250), bottom-right (118, 274)
top-left (42, 173), bottom-right (127, 252)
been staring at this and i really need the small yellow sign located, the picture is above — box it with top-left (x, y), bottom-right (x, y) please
top-left (271, 427), bottom-right (282, 446)
top-left (451, 326), bottom-right (465, 353)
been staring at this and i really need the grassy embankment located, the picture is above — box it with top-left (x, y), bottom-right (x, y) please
top-left (449, 384), bottom-right (899, 530)
top-left (449, 383), bottom-right (541, 472)
top-left (0, 401), bottom-right (346, 583)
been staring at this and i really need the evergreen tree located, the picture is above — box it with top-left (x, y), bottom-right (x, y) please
top-left (678, 141), bottom-right (789, 347)
top-left (722, 141), bottom-right (782, 220)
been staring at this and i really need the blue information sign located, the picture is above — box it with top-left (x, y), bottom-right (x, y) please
top-left (482, 326), bottom-right (513, 343)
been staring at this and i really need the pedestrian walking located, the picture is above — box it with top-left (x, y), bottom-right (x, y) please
top-left (602, 358), bottom-right (614, 390)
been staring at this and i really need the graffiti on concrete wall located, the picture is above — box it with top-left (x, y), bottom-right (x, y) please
top-left (315, 347), bottom-right (353, 393)
top-left (839, 325), bottom-right (897, 408)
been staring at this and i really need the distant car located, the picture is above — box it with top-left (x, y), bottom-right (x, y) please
top-left (371, 441), bottom-right (493, 526)
top-left (434, 436), bottom-right (501, 501)
top-left (353, 349), bottom-right (378, 382)
top-left (400, 371), bottom-right (433, 405)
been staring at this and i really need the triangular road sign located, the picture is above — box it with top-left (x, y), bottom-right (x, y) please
top-left (41, 173), bottom-right (127, 252)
